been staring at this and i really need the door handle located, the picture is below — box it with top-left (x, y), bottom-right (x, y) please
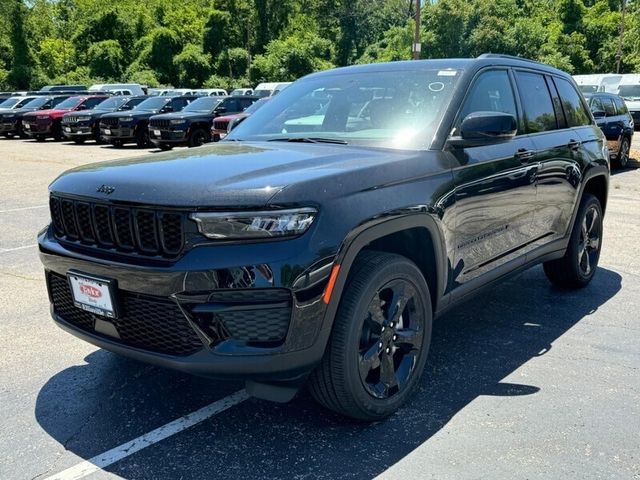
top-left (515, 148), bottom-right (535, 162)
top-left (568, 139), bottom-right (582, 151)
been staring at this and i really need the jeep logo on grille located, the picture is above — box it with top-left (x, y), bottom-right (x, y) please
top-left (96, 184), bottom-right (115, 194)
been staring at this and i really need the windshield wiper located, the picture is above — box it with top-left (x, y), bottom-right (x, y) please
top-left (268, 137), bottom-right (348, 145)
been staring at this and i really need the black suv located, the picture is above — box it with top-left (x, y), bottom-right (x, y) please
top-left (61, 96), bottom-right (148, 144)
top-left (0, 95), bottom-right (71, 138)
top-left (149, 95), bottom-right (258, 150)
top-left (39, 55), bottom-right (608, 421)
top-left (585, 92), bottom-right (634, 168)
top-left (100, 96), bottom-right (197, 148)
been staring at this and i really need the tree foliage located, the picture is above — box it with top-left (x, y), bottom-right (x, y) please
top-left (0, 0), bottom-right (638, 90)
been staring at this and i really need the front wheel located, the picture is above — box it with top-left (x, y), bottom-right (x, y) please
top-left (543, 193), bottom-right (603, 288)
top-left (616, 136), bottom-right (630, 168)
top-left (308, 251), bottom-right (432, 421)
top-left (188, 128), bottom-right (210, 147)
top-left (135, 128), bottom-right (150, 148)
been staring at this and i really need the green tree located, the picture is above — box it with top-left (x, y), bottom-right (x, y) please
top-left (174, 43), bottom-right (211, 87)
top-left (7, 0), bottom-right (36, 89)
top-left (87, 40), bottom-right (124, 80)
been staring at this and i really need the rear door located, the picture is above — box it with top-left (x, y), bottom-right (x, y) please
top-left (450, 68), bottom-right (538, 286)
top-left (514, 70), bottom-right (576, 246)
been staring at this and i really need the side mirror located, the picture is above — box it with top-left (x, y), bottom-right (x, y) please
top-left (592, 110), bottom-right (606, 119)
top-left (449, 111), bottom-right (517, 148)
top-left (215, 106), bottom-right (227, 115)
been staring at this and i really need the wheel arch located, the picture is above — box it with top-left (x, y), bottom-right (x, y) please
top-left (322, 214), bottom-right (448, 332)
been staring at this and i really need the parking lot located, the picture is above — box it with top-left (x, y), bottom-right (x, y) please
top-left (1, 136), bottom-right (639, 480)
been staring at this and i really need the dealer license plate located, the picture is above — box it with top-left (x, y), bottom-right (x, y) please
top-left (67, 272), bottom-right (117, 318)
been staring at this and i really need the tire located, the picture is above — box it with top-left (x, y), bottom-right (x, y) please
top-left (36, 135), bottom-right (45, 142)
top-left (188, 128), bottom-right (210, 147)
top-left (135, 127), bottom-right (150, 148)
top-left (308, 251), bottom-right (433, 421)
top-left (158, 144), bottom-right (173, 151)
top-left (543, 193), bottom-right (603, 288)
top-left (111, 139), bottom-right (123, 148)
top-left (73, 138), bottom-right (85, 145)
top-left (615, 136), bottom-right (630, 168)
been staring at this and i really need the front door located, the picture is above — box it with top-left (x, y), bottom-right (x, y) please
top-left (449, 68), bottom-right (538, 288)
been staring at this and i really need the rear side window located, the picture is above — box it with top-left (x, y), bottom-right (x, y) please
top-left (554, 77), bottom-right (591, 127)
top-left (514, 71), bottom-right (557, 133)
top-left (459, 69), bottom-right (517, 121)
top-left (171, 97), bottom-right (191, 110)
top-left (614, 96), bottom-right (628, 115)
top-left (602, 98), bottom-right (617, 116)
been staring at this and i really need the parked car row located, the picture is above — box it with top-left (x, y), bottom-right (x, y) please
top-left (0, 91), bottom-right (272, 150)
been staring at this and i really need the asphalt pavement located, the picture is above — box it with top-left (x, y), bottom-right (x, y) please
top-left (0, 136), bottom-right (638, 480)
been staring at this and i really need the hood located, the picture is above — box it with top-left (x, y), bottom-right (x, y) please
top-left (151, 111), bottom-right (211, 121)
top-left (24, 108), bottom-right (72, 118)
top-left (216, 113), bottom-right (249, 123)
top-left (49, 141), bottom-right (419, 208)
top-left (63, 109), bottom-right (112, 119)
top-left (104, 110), bottom-right (158, 120)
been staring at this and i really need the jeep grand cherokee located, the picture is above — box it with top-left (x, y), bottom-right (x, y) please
top-left (39, 55), bottom-right (609, 420)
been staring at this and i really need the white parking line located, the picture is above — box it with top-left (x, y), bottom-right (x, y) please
top-left (0, 244), bottom-right (38, 253)
top-left (0, 204), bottom-right (47, 213)
top-left (44, 389), bottom-right (249, 480)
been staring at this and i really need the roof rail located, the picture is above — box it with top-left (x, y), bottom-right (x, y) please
top-left (477, 53), bottom-right (547, 66)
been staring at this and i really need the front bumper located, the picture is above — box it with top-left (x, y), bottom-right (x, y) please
top-left (149, 127), bottom-right (187, 145)
top-left (23, 120), bottom-right (53, 136)
top-left (39, 227), bottom-right (334, 382)
top-left (100, 125), bottom-right (136, 142)
top-left (62, 123), bottom-right (94, 138)
top-left (0, 119), bottom-right (19, 134)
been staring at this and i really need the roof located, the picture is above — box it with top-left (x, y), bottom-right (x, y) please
top-left (304, 54), bottom-right (570, 80)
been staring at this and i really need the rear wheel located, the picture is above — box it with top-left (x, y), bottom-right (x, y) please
top-left (188, 128), bottom-right (210, 147)
top-left (308, 251), bottom-right (432, 421)
top-left (616, 136), bottom-right (630, 168)
top-left (543, 193), bottom-right (603, 288)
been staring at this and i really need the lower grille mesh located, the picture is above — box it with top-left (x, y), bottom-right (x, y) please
top-left (49, 273), bottom-right (203, 356)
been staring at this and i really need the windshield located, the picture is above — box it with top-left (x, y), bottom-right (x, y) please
top-left (55, 96), bottom-right (83, 109)
top-left (579, 85), bottom-right (599, 94)
top-left (0, 97), bottom-right (21, 108)
top-left (182, 97), bottom-right (221, 113)
top-left (95, 97), bottom-right (128, 110)
top-left (254, 89), bottom-right (271, 98)
top-left (135, 97), bottom-right (169, 111)
top-left (227, 69), bottom-right (461, 150)
top-left (230, 89), bottom-right (248, 96)
top-left (21, 96), bottom-right (51, 109)
top-left (617, 85), bottom-right (640, 99)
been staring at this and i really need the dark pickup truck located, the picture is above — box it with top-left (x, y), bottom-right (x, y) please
top-left (22, 95), bottom-right (109, 141)
top-left (100, 96), bottom-right (197, 148)
top-left (149, 95), bottom-right (258, 149)
top-left (61, 96), bottom-right (148, 144)
top-left (39, 55), bottom-right (608, 420)
top-left (0, 95), bottom-right (72, 138)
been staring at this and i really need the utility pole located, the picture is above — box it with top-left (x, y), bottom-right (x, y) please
top-left (616, 0), bottom-right (627, 73)
top-left (413, 0), bottom-right (421, 60)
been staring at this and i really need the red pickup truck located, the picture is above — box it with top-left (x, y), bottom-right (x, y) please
top-left (22, 95), bottom-right (109, 141)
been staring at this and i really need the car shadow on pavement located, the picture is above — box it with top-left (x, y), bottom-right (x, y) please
top-left (34, 265), bottom-right (622, 479)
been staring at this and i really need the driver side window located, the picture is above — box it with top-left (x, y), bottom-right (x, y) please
top-left (457, 70), bottom-right (517, 133)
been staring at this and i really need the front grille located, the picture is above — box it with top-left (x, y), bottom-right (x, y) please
top-left (209, 289), bottom-right (292, 344)
top-left (49, 273), bottom-right (203, 356)
top-left (213, 120), bottom-right (229, 131)
top-left (101, 117), bottom-right (119, 127)
top-left (65, 116), bottom-right (79, 124)
top-left (50, 195), bottom-right (185, 257)
top-left (149, 119), bottom-right (170, 128)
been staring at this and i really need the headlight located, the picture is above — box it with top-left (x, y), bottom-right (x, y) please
top-left (118, 117), bottom-right (131, 122)
top-left (190, 208), bottom-right (317, 240)
top-left (77, 116), bottom-right (91, 121)
top-left (170, 119), bottom-right (185, 125)
top-left (3, 114), bottom-right (15, 119)
top-left (37, 115), bottom-right (50, 120)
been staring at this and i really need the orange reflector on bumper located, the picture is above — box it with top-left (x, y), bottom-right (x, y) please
top-left (323, 264), bottom-right (341, 304)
